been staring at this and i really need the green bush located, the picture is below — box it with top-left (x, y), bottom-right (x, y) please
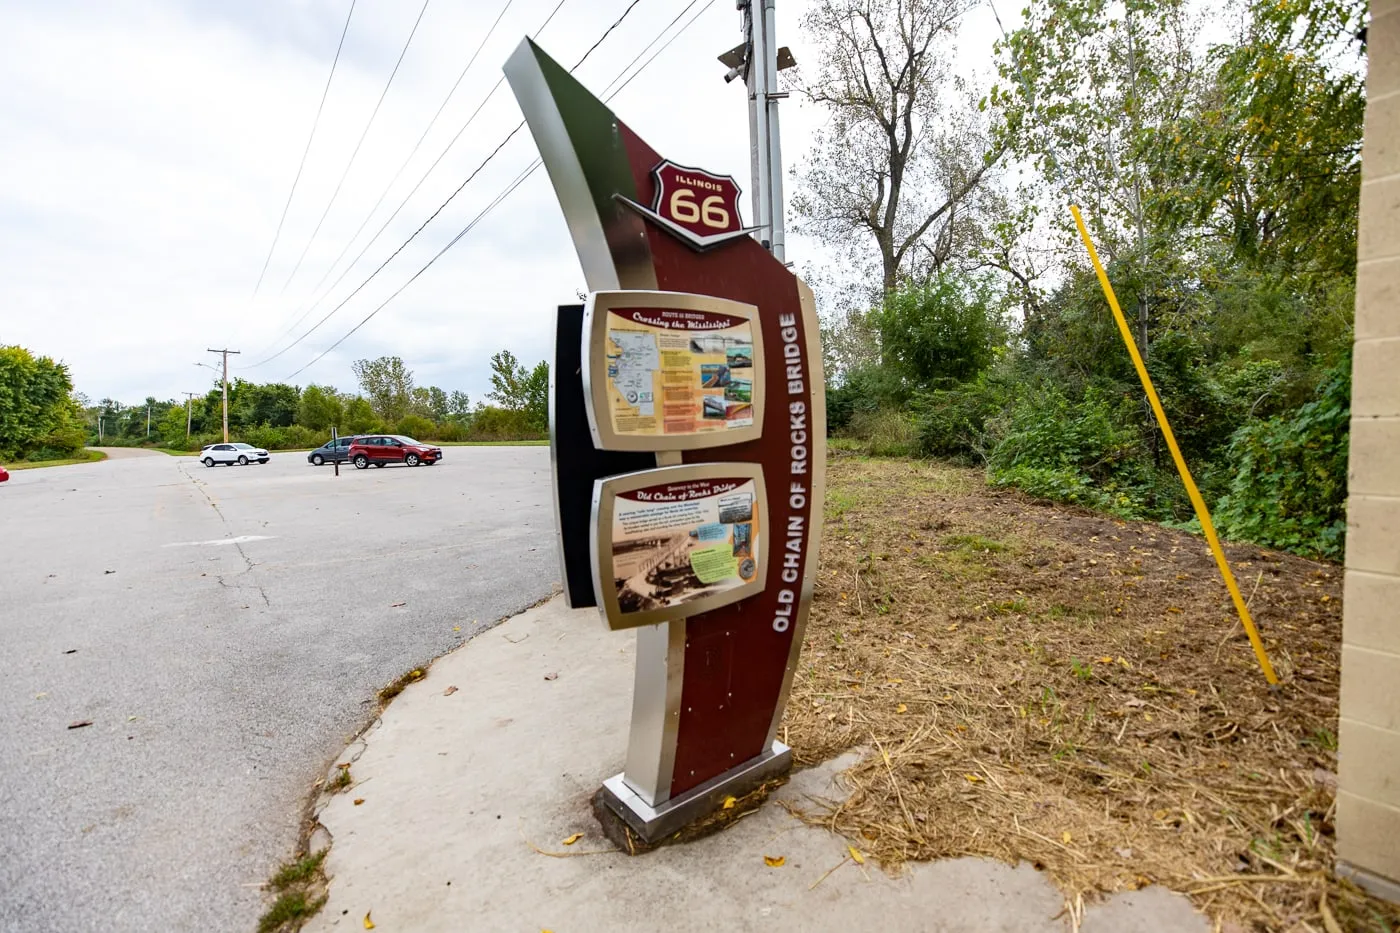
top-left (912, 368), bottom-right (1010, 461)
top-left (1214, 361), bottom-right (1350, 559)
top-left (238, 424), bottom-right (325, 451)
top-left (466, 406), bottom-right (544, 441)
top-left (395, 414), bottom-right (436, 440)
top-left (826, 365), bottom-right (907, 433)
top-left (845, 408), bottom-right (917, 457)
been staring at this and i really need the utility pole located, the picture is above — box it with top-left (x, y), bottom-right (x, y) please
top-left (182, 392), bottom-right (199, 439)
top-left (720, 1), bottom-right (794, 263)
top-left (146, 402), bottom-right (152, 438)
top-left (206, 349), bottom-right (240, 443)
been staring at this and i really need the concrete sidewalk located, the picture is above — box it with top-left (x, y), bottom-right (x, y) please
top-left (304, 598), bottom-right (1208, 933)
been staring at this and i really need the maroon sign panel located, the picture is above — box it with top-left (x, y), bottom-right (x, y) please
top-left (627, 139), bottom-right (822, 796)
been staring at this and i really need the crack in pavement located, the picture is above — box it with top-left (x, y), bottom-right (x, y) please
top-left (180, 462), bottom-right (272, 609)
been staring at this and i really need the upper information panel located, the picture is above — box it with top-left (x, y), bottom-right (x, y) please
top-left (583, 290), bottom-right (764, 452)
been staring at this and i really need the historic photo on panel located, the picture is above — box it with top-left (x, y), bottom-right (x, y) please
top-left (609, 476), bottom-right (762, 618)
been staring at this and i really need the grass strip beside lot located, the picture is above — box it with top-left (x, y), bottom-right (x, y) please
top-left (780, 453), bottom-right (1393, 932)
top-left (435, 439), bottom-right (548, 446)
top-left (8, 450), bottom-right (108, 469)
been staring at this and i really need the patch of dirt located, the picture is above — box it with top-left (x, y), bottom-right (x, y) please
top-left (781, 453), bottom-right (1394, 932)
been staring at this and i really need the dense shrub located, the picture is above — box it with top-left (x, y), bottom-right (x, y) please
top-left (395, 414), bottom-right (436, 440)
top-left (845, 408), bottom-right (918, 457)
top-left (1214, 362), bottom-right (1350, 559)
top-left (911, 368), bottom-right (1011, 461)
top-left (467, 406), bottom-right (541, 441)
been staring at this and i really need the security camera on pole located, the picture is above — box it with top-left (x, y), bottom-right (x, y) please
top-left (719, 0), bottom-right (796, 263)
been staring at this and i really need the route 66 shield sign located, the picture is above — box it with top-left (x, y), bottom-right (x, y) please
top-left (618, 160), bottom-right (760, 251)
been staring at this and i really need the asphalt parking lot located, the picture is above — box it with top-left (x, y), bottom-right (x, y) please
top-left (0, 447), bottom-right (557, 932)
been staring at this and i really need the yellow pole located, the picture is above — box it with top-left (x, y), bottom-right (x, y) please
top-left (1069, 205), bottom-right (1279, 686)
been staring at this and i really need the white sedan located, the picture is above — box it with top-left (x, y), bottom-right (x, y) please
top-left (201, 443), bottom-right (270, 467)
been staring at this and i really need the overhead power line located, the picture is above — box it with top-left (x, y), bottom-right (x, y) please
top-left (298, 0), bottom-right (517, 306)
top-left (242, 0), bottom-right (572, 370)
top-left (277, 0), bottom-right (436, 296)
top-left (250, 0), bottom-right (650, 371)
top-left (283, 0), bottom-right (720, 380)
top-left (250, 0), bottom-right (359, 299)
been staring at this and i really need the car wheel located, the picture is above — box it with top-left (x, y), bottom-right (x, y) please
top-left (237, 455), bottom-right (248, 465)
top-left (405, 453), bottom-right (420, 467)
top-left (354, 455), bottom-right (369, 470)
top-left (311, 454), bottom-right (324, 466)
top-left (202, 457), bottom-right (214, 467)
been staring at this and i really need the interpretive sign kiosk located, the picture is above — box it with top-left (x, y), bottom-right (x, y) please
top-left (506, 38), bottom-right (826, 843)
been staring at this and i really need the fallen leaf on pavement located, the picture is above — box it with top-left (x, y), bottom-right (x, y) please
top-left (543, 672), bottom-right (558, 681)
top-left (1062, 831), bottom-right (1072, 844)
top-left (63, 649), bottom-right (77, 655)
top-left (964, 773), bottom-right (983, 783)
top-left (104, 570), bottom-right (115, 574)
top-left (353, 799), bottom-right (365, 806)
top-left (363, 911), bottom-right (374, 929)
top-left (443, 686), bottom-right (459, 696)
top-left (722, 796), bottom-right (737, 810)
top-left (34, 693), bottom-right (47, 700)
top-left (390, 602), bottom-right (406, 608)
top-left (848, 846), bottom-right (864, 864)
top-left (896, 703), bottom-right (908, 714)
top-left (562, 833), bottom-right (583, 846)
top-left (68, 720), bottom-right (93, 730)
top-left (764, 855), bottom-right (785, 868)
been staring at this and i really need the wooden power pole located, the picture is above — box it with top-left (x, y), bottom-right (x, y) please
top-left (206, 349), bottom-right (240, 443)
top-left (182, 392), bottom-right (199, 439)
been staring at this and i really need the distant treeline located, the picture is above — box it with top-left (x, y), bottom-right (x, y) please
top-left (84, 351), bottom-right (548, 453)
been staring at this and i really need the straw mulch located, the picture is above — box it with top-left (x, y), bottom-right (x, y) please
top-left (780, 453), bottom-right (1396, 932)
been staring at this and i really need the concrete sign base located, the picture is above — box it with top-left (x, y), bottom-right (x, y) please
top-left (599, 741), bottom-right (792, 846)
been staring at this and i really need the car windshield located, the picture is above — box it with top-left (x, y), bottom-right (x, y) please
top-left (391, 436), bottom-right (422, 446)
top-left (232, 443), bottom-right (255, 449)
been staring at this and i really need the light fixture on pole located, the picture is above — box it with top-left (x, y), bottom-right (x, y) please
top-left (719, 1), bottom-right (796, 263)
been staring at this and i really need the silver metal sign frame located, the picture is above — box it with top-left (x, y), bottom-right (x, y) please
top-left (589, 461), bottom-right (769, 631)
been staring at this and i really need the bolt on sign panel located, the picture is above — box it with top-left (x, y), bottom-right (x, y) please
top-left (590, 463), bottom-right (768, 630)
top-left (506, 38), bottom-right (826, 819)
top-left (582, 290), bottom-right (764, 451)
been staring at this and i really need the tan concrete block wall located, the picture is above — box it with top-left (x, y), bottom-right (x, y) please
top-left (1339, 0), bottom-right (1400, 894)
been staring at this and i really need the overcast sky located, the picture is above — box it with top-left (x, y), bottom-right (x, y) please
top-left (0, 0), bottom-right (1003, 405)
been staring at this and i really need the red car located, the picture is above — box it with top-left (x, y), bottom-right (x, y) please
top-left (347, 435), bottom-right (443, 469)
top-left (0, 465), bottom-right (8, 483)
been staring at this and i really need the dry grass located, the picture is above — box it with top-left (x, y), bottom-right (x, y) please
top-left (780, 453), bottom-right (1396, 932)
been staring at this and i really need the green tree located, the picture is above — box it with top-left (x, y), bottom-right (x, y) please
top-left (246, 383), bottom-right (300, 428)
top-left (424, 386), bottom-right (449, 422)
top-left (298, 385), bottom-right (345, 432)
top-left (447, 390), bottom-right (472, 420)
top-left (487, 352), bottom-right (549, 430)
top-left (396, 414), bottom-right (436, 440)
top-left (870, 275), bottom-right (1004, 392)
top-left (793, 0), bottom-right (1001, 294)
top-left (343, 397), bottom-right (382, 434)
top-left (0, 345), bottom-right (85, 460)
top-left (352, 357), bottom-right (414, 424)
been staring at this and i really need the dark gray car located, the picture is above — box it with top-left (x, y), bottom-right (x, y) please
top-left (307, 436), bottom-right (358, 465)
